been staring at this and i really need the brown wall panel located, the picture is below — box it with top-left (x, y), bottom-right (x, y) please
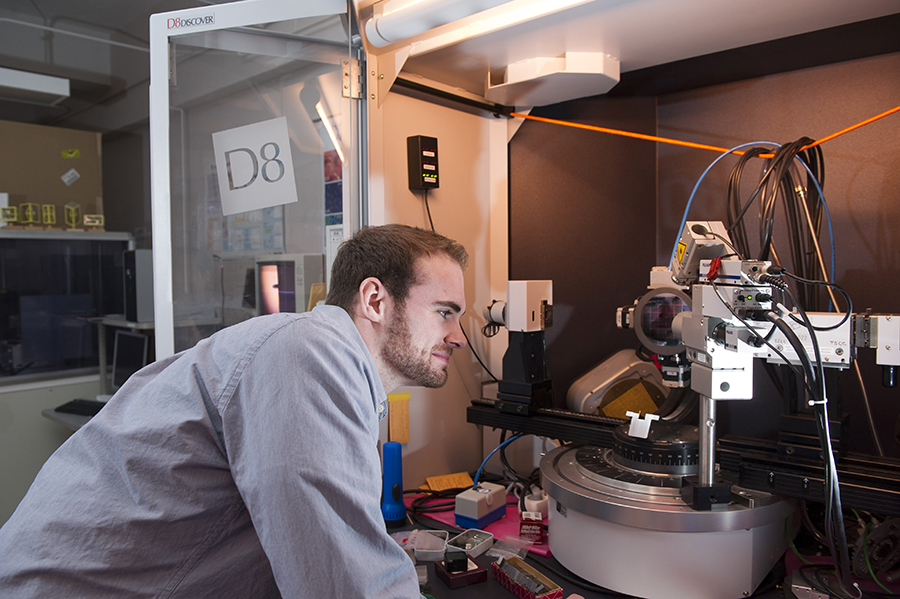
top-left (508, 50), bottom-right (900, 456)
top-left (656, 51), bottom-right (900, 456)
top-left (509, 96), bottom-right (658, 409)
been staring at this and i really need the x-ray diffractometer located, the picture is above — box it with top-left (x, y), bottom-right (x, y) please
top-left (534, 221), bottom-right (898, 599)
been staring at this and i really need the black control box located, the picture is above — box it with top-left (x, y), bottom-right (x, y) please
top-left (407, 135), bottom-right (439, 190)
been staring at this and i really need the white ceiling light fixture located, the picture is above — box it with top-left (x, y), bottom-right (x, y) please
top-left (315, 101), bottom-right (344, 163)
top-left (364, 0), bottom-right (513, 48)
top-left (360, 0), bottom-right (606, 106)
top-left (0, 67), bottom-right (70, 105)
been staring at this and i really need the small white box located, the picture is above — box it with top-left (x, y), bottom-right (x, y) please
top-left (448, 529), bottom-right (493, 558)
top-left (454, 482), bottom-right (508, 529)
top-left (412, 529), bottom-right (448, 562)
top-left (507, 280), bottom-right (552, 332)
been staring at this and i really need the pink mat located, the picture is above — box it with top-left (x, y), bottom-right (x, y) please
top-left (404, 494), bottom-right (552, 557)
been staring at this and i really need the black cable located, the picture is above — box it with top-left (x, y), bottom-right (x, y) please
top-left (763, 311), bottom-right (818, 392)
top-left (404, 487), bottom-right (467, 516)
top-left (801, 500), bottom-right (831, 547)
top-left (709, 233), bottom-right (744, 258)
top-left (780, 283), bottom-right (856, 598)
top-left (775, 284), bottom-right (825, 393)
top-left (782, 269), bottom-right (853, 331)
top-left (797, 563), bottom-right (880, 599)
top-left (799, 144), bottom-right (827, 307)
top-left (407, 486), bottom-right (635, 597)
top-left (708, 282), bottom-right (814, 396)
top-left (419, 202), bottom-right (499, 382)
top-left (481, 322), bottom-right (501, 337)
top-left (499, 430), bottom-right (540, 487)
top-left (727, 138), bottom-right (827, 308)
top-left (727, 146), bottom-right (771, 257)
top-left (725, 137), bottom-right (859, 596)
top-left (461, 326), bottom-right (499, 381)
top-left (423, 190), bottom-right (435, 232)
top-left (758, 141), bottom-right (804, 262)
top-left (496, 431), bottom-right (543, 517)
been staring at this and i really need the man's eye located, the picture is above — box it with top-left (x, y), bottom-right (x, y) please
top-left (438, 310), bottom-right (450, 318)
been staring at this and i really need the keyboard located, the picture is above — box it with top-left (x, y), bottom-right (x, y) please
top-left (54, 399), bottom-right (106, 417)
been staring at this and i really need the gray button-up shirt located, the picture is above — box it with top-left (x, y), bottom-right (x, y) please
top-left (0, 306), bottom-right (419, 598)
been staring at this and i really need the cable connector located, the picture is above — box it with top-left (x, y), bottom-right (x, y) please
top-left (774, 302), bottom-right (793, 317)
top-left (758, 273), bottom-right (787, 290)
top-left (747, 263), bottom-right (786, 288)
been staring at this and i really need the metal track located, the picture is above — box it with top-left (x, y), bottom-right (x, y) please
top-left (467, 402), bottom-right (900, 516)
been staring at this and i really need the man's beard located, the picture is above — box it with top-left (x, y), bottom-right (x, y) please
top-left (382, 305), bottom-right (450, 388)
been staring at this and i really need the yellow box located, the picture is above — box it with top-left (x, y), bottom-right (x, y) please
top-left (42, 204), bottom-right (57, 225)
top-left (19, 203), bottom-right (40, 224)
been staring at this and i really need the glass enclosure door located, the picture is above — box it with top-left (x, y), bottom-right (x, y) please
top-left (150, 0), bottom-right (362, 358)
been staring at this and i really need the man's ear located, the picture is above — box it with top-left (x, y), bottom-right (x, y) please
top-left (356, 276), bottom-right (391, 324)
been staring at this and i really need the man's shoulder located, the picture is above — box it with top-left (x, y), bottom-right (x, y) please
top-left (231, 306), bottom-right (364, 356)
top-left (222, 305), bottom-right (352, 338)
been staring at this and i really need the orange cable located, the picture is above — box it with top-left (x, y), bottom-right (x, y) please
top-left (803, 104), bottom-right (900, 149)
top-left (511, 104), bottom-right (900, 158)
top-left (510, 112), bottom-right (735, 154)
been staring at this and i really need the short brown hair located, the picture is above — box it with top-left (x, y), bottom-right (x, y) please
top-left (326, 224), bottom-right (468, 313)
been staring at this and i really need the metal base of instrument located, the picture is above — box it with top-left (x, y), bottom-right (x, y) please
top-left (541, 442), bottom-right (796, 599)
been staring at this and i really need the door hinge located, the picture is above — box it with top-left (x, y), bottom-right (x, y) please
top-left (342, 57), bottom-right (362, 99)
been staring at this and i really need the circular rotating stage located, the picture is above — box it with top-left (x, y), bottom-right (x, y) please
top-left (541, 421), bottom-right (796, 599)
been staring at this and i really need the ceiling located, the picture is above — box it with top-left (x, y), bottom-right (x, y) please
top-left (0, 0), bottom-right (240, 127)
top-left (360, 0), bottom-right (900, 108)
top-left (1, 0), bottom-right (899, 128)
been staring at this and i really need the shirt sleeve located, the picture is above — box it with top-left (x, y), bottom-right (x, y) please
top-left (220, 318), bottom-right (419, 598)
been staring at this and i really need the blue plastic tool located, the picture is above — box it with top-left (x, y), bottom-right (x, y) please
top-left (381, 441), bottom-right (406, 528)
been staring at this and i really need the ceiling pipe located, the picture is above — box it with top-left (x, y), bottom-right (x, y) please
top-left (363, 0), bottom-right (512, 47)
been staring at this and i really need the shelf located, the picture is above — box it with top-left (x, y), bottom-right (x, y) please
top-left (0, 229), bottom-right (134, 242)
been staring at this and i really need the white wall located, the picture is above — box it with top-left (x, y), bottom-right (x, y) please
top-left (0, 377), bottom-right (99, 524)
top-left (368, 90), bottom-right (510, 486)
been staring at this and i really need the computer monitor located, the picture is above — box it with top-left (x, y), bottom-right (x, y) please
top-left (111, 330), bottom-right (149, 390)
top-left (255, 254), bottom-right (325, 315)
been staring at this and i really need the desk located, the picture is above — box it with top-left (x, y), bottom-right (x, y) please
top-left (417, 547), bottom-right (785, 599)
top-left (404, 507), bottom-right (785, 599)
top-left (41, 408), bottom-right (91, 432)
top-left (418, 550), bottom-right (616, 599)
top-left (92, 314), bottom-right (221, 394)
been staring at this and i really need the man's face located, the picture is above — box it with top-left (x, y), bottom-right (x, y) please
top-left (381, 254), bottom-right (467, 388)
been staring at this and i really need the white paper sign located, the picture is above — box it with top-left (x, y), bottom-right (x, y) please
top-left (212, 116), bottom-right (298, 216)
top-left (61, 168), bottom-right (80, 186)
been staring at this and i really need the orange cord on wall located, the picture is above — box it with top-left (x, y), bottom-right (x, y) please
top-left (510, 104), bottom-right (900, 158)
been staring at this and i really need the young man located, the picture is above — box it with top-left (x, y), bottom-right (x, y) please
top-left (0, 224), bottom-right (468, 598)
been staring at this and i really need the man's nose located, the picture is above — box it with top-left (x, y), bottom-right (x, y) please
top-left (446, 323), bottom-right (467, 349)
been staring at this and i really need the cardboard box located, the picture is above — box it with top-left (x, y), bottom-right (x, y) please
top-left (519, 512), bottom-right (545, 545)
top-left (0, 119), bottom-right (103, 229)
top-left (491, 556), bottom-right (563, 599)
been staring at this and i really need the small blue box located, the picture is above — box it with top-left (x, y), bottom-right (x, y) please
top-left (454, 483), bottom-right (507, 529)
top-left (455, 503), bottom-right (506, 529)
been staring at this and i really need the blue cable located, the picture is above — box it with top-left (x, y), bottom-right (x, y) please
top-left (473, 433), bottom-right (526, 488)
top-left (668, 141), bottom-right (782, 269)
